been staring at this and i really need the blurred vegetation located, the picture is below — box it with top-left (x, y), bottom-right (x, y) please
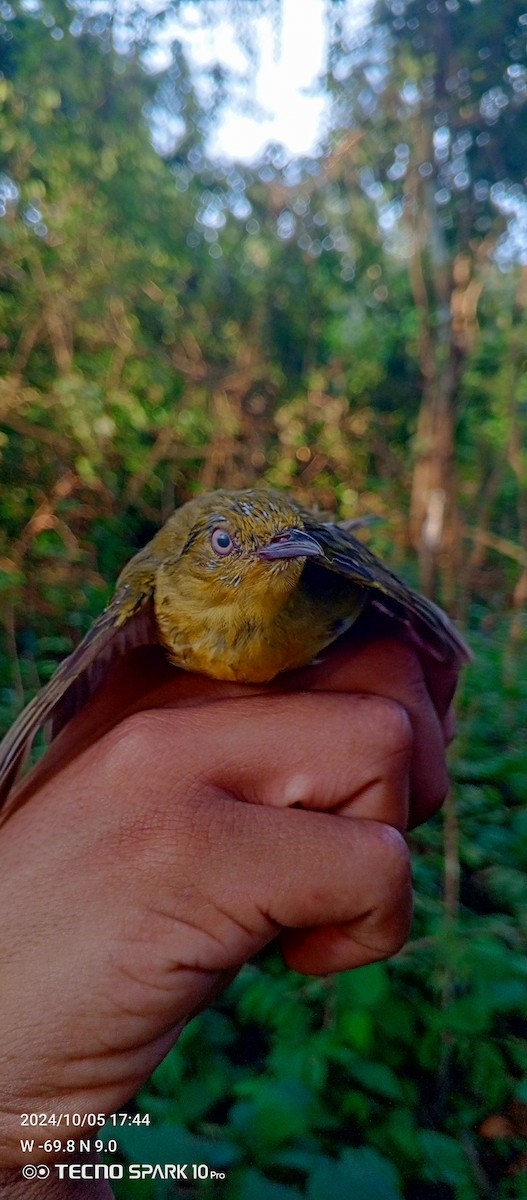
top-left (1, 0), bottom-right (527, 1195)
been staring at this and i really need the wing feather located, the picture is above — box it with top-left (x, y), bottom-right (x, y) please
top-left (0, 583), bottom-right (156, 808)
top-left (304, 518), bottom-right (471, 666)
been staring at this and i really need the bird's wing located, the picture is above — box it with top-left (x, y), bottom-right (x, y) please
top-left (0, 580), bottom-right (156, 808)
top-left (329, 514), bottom-right (383, 533)
top-left (304, 518), bottom-right (471, 667)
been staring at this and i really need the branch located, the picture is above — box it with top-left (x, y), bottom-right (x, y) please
top-left (460, 524), bottom-right (527, 568)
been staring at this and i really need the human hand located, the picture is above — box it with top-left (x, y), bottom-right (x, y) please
top-left (0, 634), bottom-right (457, 1174)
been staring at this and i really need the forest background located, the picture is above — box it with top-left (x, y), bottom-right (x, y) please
top-left (1, 0), bottom-right (527, 1196)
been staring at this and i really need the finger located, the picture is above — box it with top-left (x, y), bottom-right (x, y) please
top-left (92, 641), bottom-right (447, 832)
top-left (419, 658), bottom-right (459, 726)
top-left (91, 691), bottom-right (412, 832)
top-left (106, 779), bottom-right (412, 979)
top-left (124, 643), bottom-right (458, 762)
top-left (106, 702), bottom-right (412, 973)
top-left (10, 647), bottom-right (248, 807)
top-left (234, 808), bottom-right (413, 974)
top-left (287, 637), bottom-right (449, 827)
top-left (11, 706), bottom-right (413, 974)
top-left (335, 606), bottom-right (462, 724)
top-left (158, 799), bottom-right (413, 977)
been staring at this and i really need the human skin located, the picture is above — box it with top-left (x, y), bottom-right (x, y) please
top-left (0, 632), bottom-right (458, 1198)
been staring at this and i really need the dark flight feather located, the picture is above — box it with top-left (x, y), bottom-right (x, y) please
top-left (306, 518), bottom-right (469, 666)
top-left (0, 583), bottom-right (155, 808)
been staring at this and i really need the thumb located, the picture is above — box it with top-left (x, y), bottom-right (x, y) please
top-left (190, 797), bottom-right (412, 976)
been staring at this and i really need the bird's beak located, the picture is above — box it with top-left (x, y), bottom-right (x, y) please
top-left (257, 528), bottom-right (324, 561)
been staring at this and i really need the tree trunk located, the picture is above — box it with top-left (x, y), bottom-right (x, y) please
top-left (405, 165), bottom-right (474, 600)
top-left (409, 358), bottom-right (458, 600)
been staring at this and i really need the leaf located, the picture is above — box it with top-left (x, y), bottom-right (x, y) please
top-left (113, 1122), bottom-right (240, 1169)
top-left (419, 1131), bottom-right (473, 1186)
top-left (307, 1148), bottom-right (403, 1200)
top-left (348, 1060), bottom-right (405, 1101)
top-left (335, 963), bottom-right (390, 1010)
top-left (338, 1008), bottom-right (374, 1053)
top-left (229, 1080), bottom-right (317, 1151)
top-left (228, 1168), bottom-right (302, 1200)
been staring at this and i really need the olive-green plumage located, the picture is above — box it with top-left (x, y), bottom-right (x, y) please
top-left (0, 487), bottom-right (470, 807)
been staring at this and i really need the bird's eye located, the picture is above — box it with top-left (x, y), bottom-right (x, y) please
top-left (211, 528), bottom-right (234, 556)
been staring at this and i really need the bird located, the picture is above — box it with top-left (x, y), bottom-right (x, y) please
top-left (0, 487), bottom-right (470, 809)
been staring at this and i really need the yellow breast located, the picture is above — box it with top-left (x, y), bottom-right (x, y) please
top-left (153, 561), bottom-right (365, 684)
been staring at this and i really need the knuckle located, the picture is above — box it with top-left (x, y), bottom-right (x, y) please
top-left (372, 698), bottom-right (413, 760)
top-left (375, 826), bottom-right (413, 948)
top-left (378, 823), bottom-right (411, 882)
top-left (97, 709), bottom-right (226, 854)
top-left (349, 824), bottom-right (413, 959)
top-left (99, 710), bottom-right (170, 782)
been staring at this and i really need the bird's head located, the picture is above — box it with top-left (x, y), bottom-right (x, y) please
top-left (167, 488), bottom-right (323, 608)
